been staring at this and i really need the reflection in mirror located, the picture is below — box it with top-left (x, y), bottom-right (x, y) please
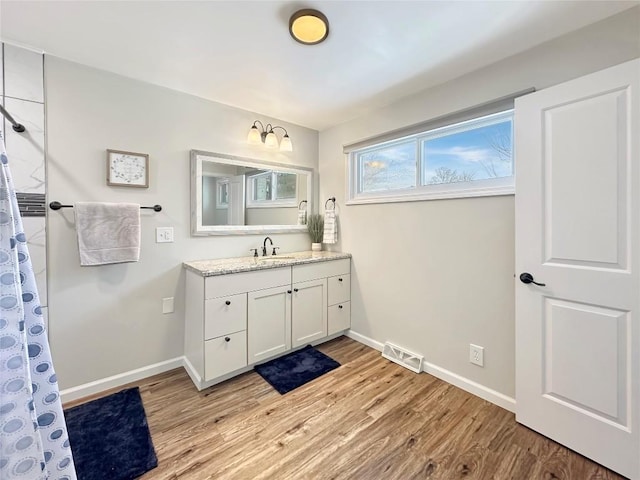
top-left (191, 150), bottom-right (313, 236)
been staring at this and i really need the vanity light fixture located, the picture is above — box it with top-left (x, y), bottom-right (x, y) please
top-left (289, 9), bottom-right (329, 45)
top-left (247, 121), bottom-right (293, 152)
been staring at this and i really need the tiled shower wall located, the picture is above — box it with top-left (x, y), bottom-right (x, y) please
top-left (1, 43), bottom-right (48, 327)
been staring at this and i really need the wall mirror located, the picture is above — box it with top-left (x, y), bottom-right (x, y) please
top-left (190, 150), bottom-right (313, 235)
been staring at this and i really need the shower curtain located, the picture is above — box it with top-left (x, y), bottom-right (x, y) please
top-left (0, 131), bottom-right (77, 479)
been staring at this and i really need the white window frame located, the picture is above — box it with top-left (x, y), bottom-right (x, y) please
top-left (346, 110), bottom-right (516, 205)
top-left (246, 171), bottom-right (297, 208)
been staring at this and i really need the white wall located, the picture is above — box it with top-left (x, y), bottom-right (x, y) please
top-left (319, 8), bottom-right (640, 399)
top-left (45, 56), bottom-right (318, 390)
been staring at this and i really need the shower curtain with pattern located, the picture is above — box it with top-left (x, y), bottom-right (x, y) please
top-left (0, 131), bottom-right (77, 479)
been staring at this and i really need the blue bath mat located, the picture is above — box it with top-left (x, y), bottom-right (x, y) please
top-left (255, 345), bottom-right (340, 394)
top-left (64, 387), bottom-right (157, 480)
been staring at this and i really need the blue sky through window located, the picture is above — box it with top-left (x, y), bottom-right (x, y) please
top-left (423, 120), bottom-right (512, 184)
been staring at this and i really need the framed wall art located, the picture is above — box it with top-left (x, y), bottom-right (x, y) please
top-left (106, 149), bottom-right (149, 188)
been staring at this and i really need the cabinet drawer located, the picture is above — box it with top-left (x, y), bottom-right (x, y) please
top-left (205, 267), bottom-right (290, 299)
top-left (328, 274), bottom-right (350, 306)
top-left (328, 302), bottom-right (351, 335)
top-left (204, 331), bottom-right (247, 381)
top-left (205, 293), bottom-right (247, 340)
top-left (293, 259), bottom-right (350, 283)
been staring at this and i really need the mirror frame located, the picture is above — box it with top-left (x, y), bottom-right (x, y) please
top-left (191, 150), bottom-right (314, 236)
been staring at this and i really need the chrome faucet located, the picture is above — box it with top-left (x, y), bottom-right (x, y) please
top-left (262, 236), bottom-right (273, 256)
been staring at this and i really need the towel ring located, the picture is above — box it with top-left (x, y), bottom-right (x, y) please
top-left (298, 200), bottom-right (308, 209)
top-left (324, 197), bottom-right (336, 210)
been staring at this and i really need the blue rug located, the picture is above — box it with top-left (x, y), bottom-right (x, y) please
top-left (64, 387), bottom-right (157, 480)
top-left (254, 345), bottom-right (340, 394)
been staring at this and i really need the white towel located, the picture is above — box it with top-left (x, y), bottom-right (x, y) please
top-left (297, 209), bottom-right (307, 225)
top-left (74, 202), bottom-right (141, 266)
top-left (323, 209), bottom-right (338, 244)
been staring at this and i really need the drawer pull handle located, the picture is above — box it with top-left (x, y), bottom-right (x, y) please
top-left (338, 278), bottom-right (343, 282)
top-left (338, 305), bottom-right (343, 309)
top-left (225, 300), bottom-right (231, 306)
top-left (225, 337), bottom-right (230, 342)
top-left (287, 290), bottom-right (292, 294)
top-left (293, 288), bottom-right (299, 292)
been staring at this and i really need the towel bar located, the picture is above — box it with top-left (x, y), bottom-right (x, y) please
top-left (49, 201), bottom-right (162, 212)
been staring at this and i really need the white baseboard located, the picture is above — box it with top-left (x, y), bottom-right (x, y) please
top-left (346, 330), bottom-right (384, 351)
top-left (60, 356), bottom-right (184, 404)
top-left (346, 330), bottom-right (516, 413)
top-left (422, 361), bottom-right (516, 412)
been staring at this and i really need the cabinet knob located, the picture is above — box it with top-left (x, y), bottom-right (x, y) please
top-left (338, 305), bottom-right (343, 309)
top-left (338, 278), bottom-right (343, 282)
top-left (287, 290), bottom-right (292, 294)
top-left (225, 300), bottom-right (231, 306)
top-left (225, 337), bottom-right (230, 342)
top-left (293, 288), bottom-right (299, 292)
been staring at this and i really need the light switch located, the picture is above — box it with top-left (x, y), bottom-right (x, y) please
top-left (162, 297), bottom-right (174, 314)
top-left (156, 227), bottom-right (174, 243)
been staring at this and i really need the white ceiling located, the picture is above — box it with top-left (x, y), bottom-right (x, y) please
top-left (1, 1), bottom-right (637, 130)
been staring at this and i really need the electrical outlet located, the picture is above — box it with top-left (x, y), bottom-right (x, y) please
top-left (156, 227), bottom-right (174, 243)
top-left (162, 297), bottom-right (174, 314)
top-left (469, 344), bottom-right (484, 367)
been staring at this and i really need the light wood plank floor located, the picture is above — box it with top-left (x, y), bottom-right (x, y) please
top-left (66, 337), bottom-right (625, 479)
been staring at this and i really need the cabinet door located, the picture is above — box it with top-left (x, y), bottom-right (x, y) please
top-left (248, 285), bottom-right (291, 364)
top-left (328, 302), bottom-right (351, 335)
top-left (328, 274), bottom-right (350, 306)
top-left (292, 278), bottom-right (327, 348)
top-left (204, 331), bottom-right (247, 381)
top-left (204, 293), bottom-right (247, 340)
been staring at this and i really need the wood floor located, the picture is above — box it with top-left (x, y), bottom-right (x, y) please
top-left (66, 337), bottom-right (625, 479)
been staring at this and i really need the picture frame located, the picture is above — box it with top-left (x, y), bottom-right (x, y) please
top-left (106, 149), bottom-right (149, 188)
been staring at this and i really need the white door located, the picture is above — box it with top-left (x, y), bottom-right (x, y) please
top-left (227, 175), bottom-right (245, 226)
top-left (291, 278), bottom-right (327, 348)
top-left (515, 59), bottom-right (639, 479)
top-left (247, 285), bottom-right (291, 364)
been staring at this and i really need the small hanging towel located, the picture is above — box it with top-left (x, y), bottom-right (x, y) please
top-left (323, 209), bottom-right (338, 244)
top-left (297, 207), bottom-right (307, 225)
top-left (74, 202), bottom-right (141, 266)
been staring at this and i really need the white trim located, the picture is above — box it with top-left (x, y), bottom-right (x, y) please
top-left (346, 185), bottom-right (514, 205)
top-left (60, 356), bottom-right (183, 404)
top-left (422, 360), bottom-right (516, 413)
top-left (346, 330), bottom-right (384, 351)
top-left (182, 356), bottom-right (202, 387)
top-left (346, 330), bottom-right (516, 412)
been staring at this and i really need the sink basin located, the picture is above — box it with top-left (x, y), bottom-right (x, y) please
top-left (257, 256), bottom-right (295, 262)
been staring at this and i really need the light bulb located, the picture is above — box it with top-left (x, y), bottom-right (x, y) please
top-left (279, 134), bottom-right (293, 152)
top-left (265, 131), bottom-right (279, 149)
top-left (247, 126), bottom-right (262, 145)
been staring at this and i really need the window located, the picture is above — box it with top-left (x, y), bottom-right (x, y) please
top-left (216, 180), bottom-right (228, 209)
top-left (247, 171), bottom-right (297, 207)
top-left (348, 110), bottom-right (514, 204)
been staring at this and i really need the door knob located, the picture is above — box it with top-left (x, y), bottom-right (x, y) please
top-left (519, 272), bottom-right (546, 287)
top-left (225, 300), bottom-right (231, 305)
top-left (293, 288), bottom-right (299, 292)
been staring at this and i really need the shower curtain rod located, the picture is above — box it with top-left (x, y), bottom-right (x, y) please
top-left (49, 201), bottom-right (162, 212)
top-left (0, 104), bottom-right (26, 133)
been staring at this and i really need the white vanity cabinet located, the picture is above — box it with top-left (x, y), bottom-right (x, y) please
top-left (184, 253), bottom-right (351, 390)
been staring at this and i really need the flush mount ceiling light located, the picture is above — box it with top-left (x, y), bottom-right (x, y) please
top-left (247, 121), bottom-right (293, 152)
top-left (289, 9), bottom-right (329, 45)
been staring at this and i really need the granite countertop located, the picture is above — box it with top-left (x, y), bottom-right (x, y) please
top-left (183, 251), bottom-right (352, 277)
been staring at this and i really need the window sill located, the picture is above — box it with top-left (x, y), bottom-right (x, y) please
top-left (346, 184), bottom-right (515, 205)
